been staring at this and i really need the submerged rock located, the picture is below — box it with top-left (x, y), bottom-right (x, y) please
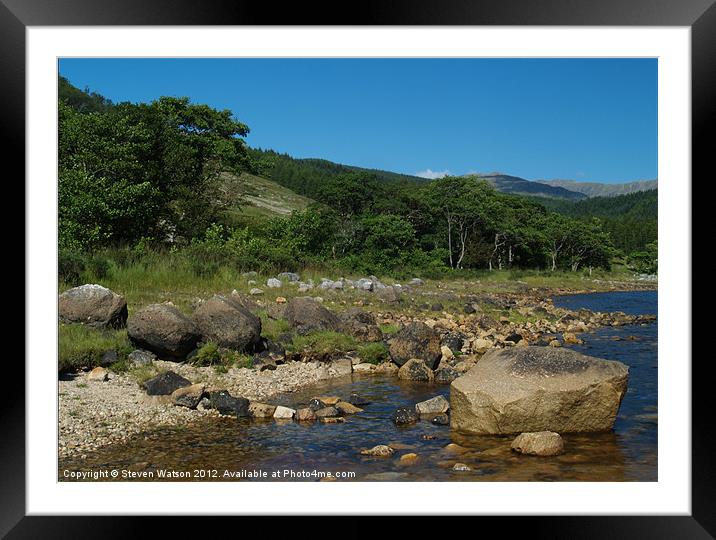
top-left (450, 347), bottom-right (628, 434)
top-left (360, 445), bottom-right (394, 457)
top-left (511, 431), bottom-right (565, 456)
top-left (392, 407), bottom-right (419, 425)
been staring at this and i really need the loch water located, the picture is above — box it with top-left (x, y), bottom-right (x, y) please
top-left (60, 290), bottom-right (658, 482)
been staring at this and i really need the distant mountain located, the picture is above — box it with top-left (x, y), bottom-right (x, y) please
top-left (537, 178), bottom-right (658, 198)
top-left (466, 173), bottom-right (587, 201)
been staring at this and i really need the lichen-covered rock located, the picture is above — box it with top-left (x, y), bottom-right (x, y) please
top-left (450, 347), bottom-right (628, 434)
top-left (398, 358), bottom-right (435, 382)
top-left (59, 284), bottom-right (128, 329)
top-left (435, 367), bottom-right (460, 384)
top-left (392, 406), bottom-right (419, 425)
top-left (191, 295), bottom-right (261, 352)
top-left (285, 297), bottom-right (341, 335)
top-left (389, 322), bottom-right (441, 368)
top-left (127, 304), bottom-right (200, 360)
top-left (511, 431), bottom-right (565, 456)
top-left (339, 308), bottom-right (383, 342)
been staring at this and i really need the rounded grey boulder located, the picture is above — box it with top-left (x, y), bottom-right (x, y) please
top-left (450, 346), bottom-right (629, 434)
top-left (59, 284), bottom-right (128, 329)
top-left (285, 297), bottom-right (341, 335)
top-left (191, 295), bottom-right (261, 351)
top-left (127, 304), bottom-right (200, 360)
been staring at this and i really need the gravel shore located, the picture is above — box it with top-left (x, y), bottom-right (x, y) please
top-left (59, 360), bottom-right (346, 459)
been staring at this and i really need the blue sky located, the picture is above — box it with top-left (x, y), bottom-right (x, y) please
top-left (58, 58), bottom-right (657, 183)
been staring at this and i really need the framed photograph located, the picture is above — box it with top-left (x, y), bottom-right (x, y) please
top-left (8, 0), bottom-right (708, 535)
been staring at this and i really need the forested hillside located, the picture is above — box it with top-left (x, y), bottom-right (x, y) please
top-left (535, 190), bottom-right (657, 256)
top-left (58, 77), bottom-right (657, 281)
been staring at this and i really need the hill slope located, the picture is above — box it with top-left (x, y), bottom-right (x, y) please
top-left (468, 173), bottom-right (587, 201)
top-left (220, 171), bottom-right (314, 223)
top-left (538, 178), bottom-right (658, 197)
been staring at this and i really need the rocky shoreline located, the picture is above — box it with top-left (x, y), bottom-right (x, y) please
top-left (58, 275), bottom-right (657, 460)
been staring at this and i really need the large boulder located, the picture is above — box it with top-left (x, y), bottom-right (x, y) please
top-left (339, 308), bottom-right (383, 342)
top-left (450, 347), bottom-right (629, 434)
top-left (59, 284), bottom-right (128, 329)
top-left (127, 304), bottom-right (201, 360)
top-left (389, 322), bottom-right (441, 368)
top-left (191, 295), bottom-right (261, 351)
top-left (284, 297), bottom-right (341, 335)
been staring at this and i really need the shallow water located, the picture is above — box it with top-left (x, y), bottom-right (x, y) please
top-left (59, 290), bottom-right (657, 482)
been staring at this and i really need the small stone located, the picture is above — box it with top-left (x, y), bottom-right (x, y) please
top-left (99, 350), bottom-right (118, 367)
top-left (128, 349), bottom-right (155, 366)
top-left (353, 362), bottom-right (375, 372)
top-left (320, 416), bottom-right (345, 424)
top-left (143, 371), bottom-right (191, 395)
top-left (273, 405), bottom-right (296, 419)
top-left (400, 453), bottom-right (418, 462)
top-left (171, 383), bottom-right (205, 409)
top-left (249, 402), bottom-right (277, 418)
top-left (392, 407), bottom-right (419, 425)
top-left (87, 367), bottom-right (109, 382)
top-left (308, 398), bottom-right (327, 411)
top-left (316, 396), bottom-right (341, 406)
top-left (415, 395), bottom-right (450, 415)
top-left (452, 463), bottom-right (471, 471)
top-left (249, 288), bottom-right (264, 295)
top-left (335, 401), bottom-right (363, 415)
top-left (440, 345), bottom-right (454, 362)
top-left (348, 393), bottom-right (370, 407)
top-left (314, 406), bottom-right (340, 418)
top-left (360, 445), bottom-right (394, 456)
top-left (511, 431), bottom-right (565, 456)
top-left (295, 407), bottom-right (317, 422)
top-left (267, 278), bottom-right (282, 288)
top-left (431, 414), bottom-right (450, 426)
top-left (549, 339), bottom-right (562, 347)
top-left (275, 296), bottom-right (287, 304)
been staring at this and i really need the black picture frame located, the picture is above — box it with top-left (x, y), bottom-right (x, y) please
top-left (7, 0), bottom-right (707, 536)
